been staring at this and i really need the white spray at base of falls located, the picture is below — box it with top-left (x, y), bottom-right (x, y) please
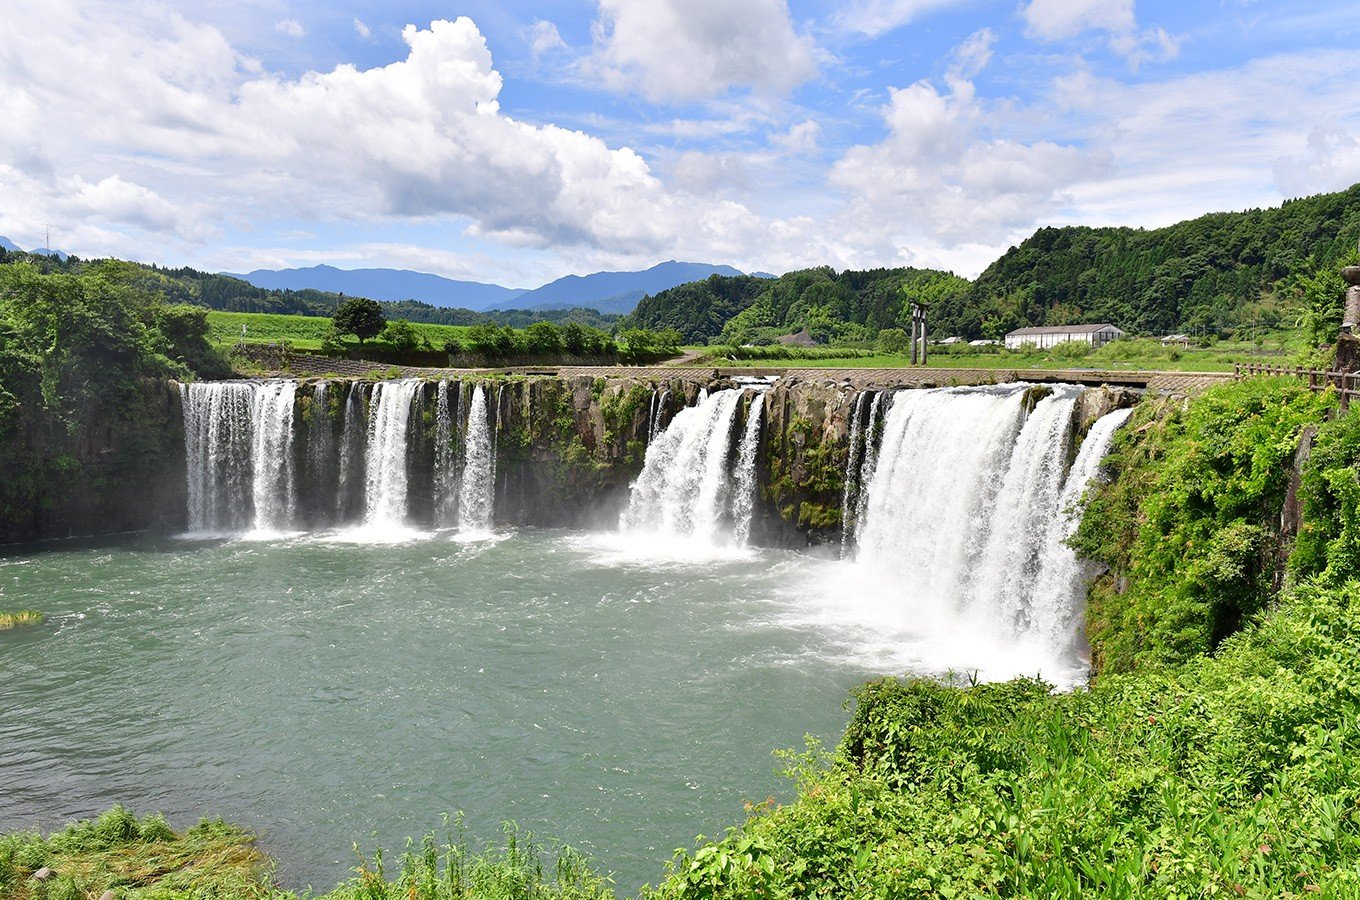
top-left (731, 393), bottom-right (765, 546)
top-left (457, 384), bottom-right (495, 535)
top-left (826, 384), bottom-right (1130, 685)
top-left (363, 379), bottom-right (420, 529)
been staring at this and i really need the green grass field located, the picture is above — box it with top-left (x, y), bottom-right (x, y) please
top-left (207, 311), bottom-right (470, 352)
top-left (689, 336), bottom-right (1304, 373)
top-left (209, 309), bottom-right (1304, 374)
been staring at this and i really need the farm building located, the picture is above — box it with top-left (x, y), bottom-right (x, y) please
top-left (1004, 323), bottom-right (1125, 350)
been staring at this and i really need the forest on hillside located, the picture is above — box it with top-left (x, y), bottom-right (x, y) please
top-left (627, 184), bottom-right (1360, 344)
top-left (0, 248), bottom-right (618, 331)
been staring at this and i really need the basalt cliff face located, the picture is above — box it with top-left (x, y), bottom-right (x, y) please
top-left (2, 373), bottom-right (1141, 546)
top-left (0, 380), bottom-right (186, 544)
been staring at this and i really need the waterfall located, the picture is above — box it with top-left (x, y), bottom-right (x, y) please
top-left (844, 383), bottom-right (1129, 680)
top-left (181, 380), bottom-right (295, 534)
top-left (249, 380), bottom-right (297, 533)
top-left (620, 389), bottom-right (743, 544)
top-left (433, 380), bottom-right (459, 528)
top-left (648, 388), bottom-right (671, 444)
top-left (182, 382), bottom-right (255, 533)
top-left (1024, 407), bottom-right (1134, 651)
top-left (965, 387), bottom-right (1080, 629)
top-left (457, 384), bottom-right (494, 535)
top-left (849, 391), bottom-right (888, 545)
top-left (363, 379), bottom-right (420, 529)
top-left (840, 391), bottom-right (873, 553)
top-left (731, 393), bottom-right (765, 546)
top-left (337, 382), bottom-right (367, 521)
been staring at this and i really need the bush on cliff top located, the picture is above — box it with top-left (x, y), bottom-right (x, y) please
top-left (1071, 377), bottom-right (1332, 673)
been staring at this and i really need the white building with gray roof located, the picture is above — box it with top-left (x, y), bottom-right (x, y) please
top-left (1004, 323), bottom-right (1125, 350)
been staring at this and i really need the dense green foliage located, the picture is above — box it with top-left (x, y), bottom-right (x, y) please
top-left (0, 259), bottom-right (227, 433)
top-left (1073, 379), bottom-right (1332, 673)
top-left (0, 806), bottom-right (271, 899)
top-left (628, 185), bottom-right (1360, 344)
top-left (940, 185), bottom-right (1360, 339)
top-left (625, 267), bottom-right (968, 345)
top-left (1290, 406), bottom-right (1360, 586)
top-left (0, 808), bottom-right (611, 900)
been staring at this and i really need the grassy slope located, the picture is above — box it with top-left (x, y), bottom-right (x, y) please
top-left (207, 310), bottom-right (471, 352)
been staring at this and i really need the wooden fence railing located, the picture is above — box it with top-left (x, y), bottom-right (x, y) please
top-left (1235, 363), bottom-right (1360, 410)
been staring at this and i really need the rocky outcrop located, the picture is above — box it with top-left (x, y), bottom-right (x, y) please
top-left (757, 377), bottom-right (858, 546)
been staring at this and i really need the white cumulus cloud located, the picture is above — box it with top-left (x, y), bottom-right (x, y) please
top-left (275, 18), bottom-right (305, 39)
top-left (835, 0), bottom-right (970, 37)
top-left (1021, 0), bottom-right (1180, 66)
top-left (529, 20), bottom-right (566, 57)
top-left (584, 0), bottom-right (817, 101)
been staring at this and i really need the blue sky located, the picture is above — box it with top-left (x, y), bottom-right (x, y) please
top-left (2, 1), bottom-right (1358, 287)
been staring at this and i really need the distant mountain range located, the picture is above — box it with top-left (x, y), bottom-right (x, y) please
top-left (228, 260), bottom-right (755, 313)
top-left (0, 235), bottom-right (69, 261)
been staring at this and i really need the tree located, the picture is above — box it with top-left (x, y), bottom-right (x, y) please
top-left (332, 297), bottom-right (385, 346)
top-left (876, 327), bottom-right (910, 354)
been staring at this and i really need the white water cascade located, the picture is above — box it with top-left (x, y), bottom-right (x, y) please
top-left (433, 380), bottom-right (461, 528)
top-left (363, 379), bottom-right (421, 529)
top-left (181, 380), bottom-right (296, 534)
top-left (1022, 407), bottom-right (1134, 652)
top-left (249, 380), bottom-right (297, 533)
top-left (457, 384), bottom-right (495, 535)
top-left (731, 393), bottom-right (765, 546)
top-left (620, 389), bottom-right (747, 546)
top-left (843, 384), bottom-right (1130, 682)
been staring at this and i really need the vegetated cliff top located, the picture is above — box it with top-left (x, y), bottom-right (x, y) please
top-left (625, 182), bottom-right (1360, 345)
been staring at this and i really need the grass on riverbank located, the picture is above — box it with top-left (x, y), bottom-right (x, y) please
top-left (0, 806), bottom-right (271, 899)
top-left (0, 610), bottom-right (43, 629)
top-left (1, 810), bottom-right (611, 900)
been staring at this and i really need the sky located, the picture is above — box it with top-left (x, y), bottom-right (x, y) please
top-left (2, 0), bottom-right (1358, 288)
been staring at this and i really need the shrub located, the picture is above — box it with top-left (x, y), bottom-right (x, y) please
top-left (875, 327), bottom-right (910, 354)
top-left (380, 319), bottom-right (419, 353)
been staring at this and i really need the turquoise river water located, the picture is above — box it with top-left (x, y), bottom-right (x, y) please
top-left (0, 529), bottom-right (875, 893)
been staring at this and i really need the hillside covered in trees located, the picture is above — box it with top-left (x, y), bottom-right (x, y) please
top-left (627, 183), bottom-right (1360, 344)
